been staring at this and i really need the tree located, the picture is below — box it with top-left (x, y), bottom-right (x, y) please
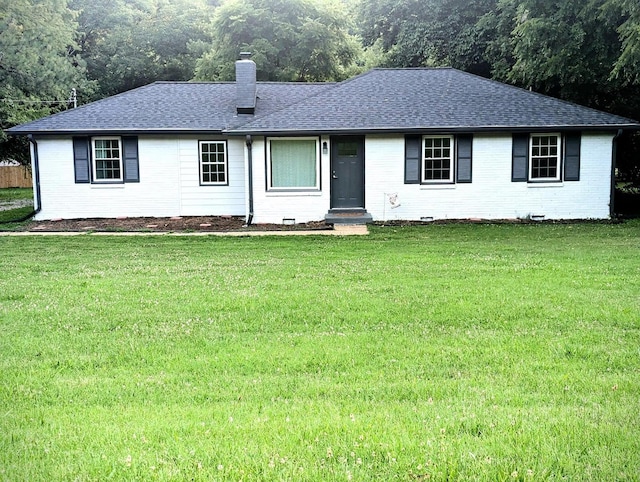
top-left (480, 0), bottom-right (640, 185)
top-left (0, 0), bottom-right (92, 163)
top-left (194, 0), bottom-right (360, 82)
top-left (72, 0), bottom-right (213, 98)
top-left (355, 0), bottom-right (495, 76)
top-left (607, 0), bottom-right (640, 86)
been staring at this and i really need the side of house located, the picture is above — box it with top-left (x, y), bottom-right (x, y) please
top-left (247, 132), bottom-right (614, 224)
top-left (33, 135), bottom-right (246, 220)
top-left (9, 60), bottom-right (637, 224)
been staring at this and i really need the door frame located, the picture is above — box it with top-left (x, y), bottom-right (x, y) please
top-left (330, 135), bottom-right (365, 209)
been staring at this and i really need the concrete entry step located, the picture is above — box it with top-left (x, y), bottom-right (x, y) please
top-left (325, 209), bottom-right (373, 225)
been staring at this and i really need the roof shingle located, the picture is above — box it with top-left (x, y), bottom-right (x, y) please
top-left (7, 82), bottom-right (333, 134)
top-left (8, 68), bottom-right (637, 135)
top-left (231, 68), bottom-right (637, 134)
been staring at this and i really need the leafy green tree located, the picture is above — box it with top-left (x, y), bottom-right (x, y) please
top-left (72, 0), bottom-right (213, 98)
top-left (0, 0), bottom-right (92, 163)
top-left (606, 0), bottom-right (640, 86)
top-left (194, 0), bottom-right (360, 82)
top-left (356, 0), bottom-right (495, 75)
top-left (482, 1), bottom-right (624, 107)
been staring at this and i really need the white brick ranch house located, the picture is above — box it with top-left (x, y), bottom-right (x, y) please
top-left (8, 55), bottom-right (639, 224)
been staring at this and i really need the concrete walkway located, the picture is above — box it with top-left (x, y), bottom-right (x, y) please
top-left (0, 224), bottom-right (369, 237)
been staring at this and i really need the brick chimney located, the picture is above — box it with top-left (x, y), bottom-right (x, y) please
top-left (236, 52), bottom-right (256, 115)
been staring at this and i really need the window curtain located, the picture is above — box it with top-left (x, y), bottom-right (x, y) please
top-left (271, 139), bottom-right (317, 188)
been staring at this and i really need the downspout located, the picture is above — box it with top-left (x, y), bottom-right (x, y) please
top-left (0, 135), bottom-right (42, 224)
top-left (27, 135), bottom-right (42, 216)
top-left (245, 134), bottom-right (254, 226)
top-left (610, 129), bottom-right (623, 219)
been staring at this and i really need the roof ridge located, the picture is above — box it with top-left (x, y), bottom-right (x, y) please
top-left (371, 66), bottom-right (454, 71)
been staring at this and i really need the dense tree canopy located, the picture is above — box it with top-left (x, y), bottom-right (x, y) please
top-left (71, 0), bottom-right (213, 98)
top-left (194, 0), bottom-right (360, 81)
top-left (0, 0), bottom-right (93, 162)
top-left (357, 0), bottom-right (495, 76)
top-left (1, 0), bottom-right (639, 182)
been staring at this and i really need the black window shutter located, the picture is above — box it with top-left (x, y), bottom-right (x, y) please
top-left (564, 133), bottom-right (581, 181)
top-left (512, 134), bottom-right (529, 182)
top-left (73, 137), bottom-right (90, 183)
top-left (456, 134), bottom-right (473, 183)
top-left (405, 135), bottom-right (421, 184)
top-left (122, 136), bottom-right (140, 182)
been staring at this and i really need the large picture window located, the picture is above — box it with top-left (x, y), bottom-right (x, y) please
top-left (92, 137), bottom-right (122, 182)
top-left (422, 136), bottom-right (454, 183)
top-left (268, 138), bottom-right (320, 190)
top-left (530, 134), bottom-right (561, 181)
top-left (199, 141), bottom-right (228, 185)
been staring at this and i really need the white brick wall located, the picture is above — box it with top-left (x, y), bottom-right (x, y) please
top-left (178, 137), bottom-right (245, 216)
top-left (33, 135), bottom-right (246, 220)
top-left (32, 132), bottom-right (614, 222)
top-left (34, 136), bottom-right (181, 220)
top-left (366, 133), bottom-right (613, 221)
top-left (249, 136), bottom-right (331, 224)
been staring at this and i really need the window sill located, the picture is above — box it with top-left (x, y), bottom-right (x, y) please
top-left (266, 190), bottom-right (323, 197)
top-left (527, 182), bottom-right (564, 188)
top-left (420, 184), bottom-right (456, 190)
top-left (90, 184), bottom-right (125, 189)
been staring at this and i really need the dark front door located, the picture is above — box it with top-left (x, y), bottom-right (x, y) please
top-left (331, 136), bottom-right (365, 209)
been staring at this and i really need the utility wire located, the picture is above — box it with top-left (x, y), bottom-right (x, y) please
top-left (0, 88), bottom-right (77, 108)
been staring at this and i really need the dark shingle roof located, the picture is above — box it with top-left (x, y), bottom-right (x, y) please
top-left (231, 68), bottom-right (637, 134)
top-left (7, 81), bottom-right (333, 134)
top-left (8, 68), bottom-right (638, 135)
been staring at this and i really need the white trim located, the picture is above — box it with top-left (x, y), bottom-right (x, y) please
top-left (198, 140), bottom-right (228, 185)
top-left (529, 133), bottom-right (561, 182)
top-left (421, 135), bottom-right (454, 184)
top-left (527, 183), bottom-right (564, 189)
top-left (266, 137), bottom-right (321, 191)
top-left (92, 136), bottom-right (123, 183)
top-left (266, 192), bottom-right (323, 197)
top-left (420, 184), bottom-right (457, 190)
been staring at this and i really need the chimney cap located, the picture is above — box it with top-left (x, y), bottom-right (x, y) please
top-left (239, 52), bottom-right (252, 60)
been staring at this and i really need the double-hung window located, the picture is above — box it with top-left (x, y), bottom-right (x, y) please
top-left (199, 141), bottom-right (228, 185)
top-left (267, 137), bottom-right (320, 190)
top-left (422, 135), bottom-right (454, 183)
top-left (530, 134), bottom-right (561, 181)
top-left (92, 137), bottom-right (122, 182)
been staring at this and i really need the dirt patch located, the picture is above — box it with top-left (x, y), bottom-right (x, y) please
top-left (25, 216), bottom-right (332, 233)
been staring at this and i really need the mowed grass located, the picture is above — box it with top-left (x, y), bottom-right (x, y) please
top-left (0, 188), bottom-right (34, 225)
top-left (1, 223), bottom-right (639, 481)
top-left (0, 188), bottom-right (33, 202)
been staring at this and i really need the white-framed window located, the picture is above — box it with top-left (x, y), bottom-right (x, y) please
top-left (530, 134), bottom-right (561, 181)
top-left (422, 135), bottom-right (454, 183)
top-left (92, 137), bottom-right (122, 182)
top-left (267, 137), bottom-right (320, 190)
top-left (199, 140), bottom-right (228, 185)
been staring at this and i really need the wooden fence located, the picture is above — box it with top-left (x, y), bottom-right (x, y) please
top-left (0, 165), bottom-right (33, 188)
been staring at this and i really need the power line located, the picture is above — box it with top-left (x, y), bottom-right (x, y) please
top-left (0, 88), bottom-right (78, 108)
top-left (0, 99), bottom-right (71, 104)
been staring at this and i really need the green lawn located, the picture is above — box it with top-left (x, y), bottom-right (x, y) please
top-left (0, 187), bottom-right (33, 202)
top-left (1, 223), bottom-right (639, 481)
top-left (0, 187), bottom-right (34, 225)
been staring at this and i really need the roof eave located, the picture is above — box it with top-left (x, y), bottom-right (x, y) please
top-left (9, 123), bottom-right (639, 138)
top-left (7, 128), bottom-right (227, 136)
top-left (226, 124), bottom-right (640, 136)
